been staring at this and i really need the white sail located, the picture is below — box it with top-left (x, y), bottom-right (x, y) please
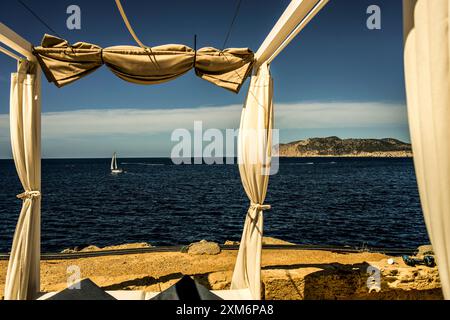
top-left (111, 152), bottom-right (123, 173)
top-left (111, 152), bottom-right (116, 170)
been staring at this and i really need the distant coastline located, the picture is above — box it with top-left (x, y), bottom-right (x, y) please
top-left (276, 136), bottom-right (413, 158)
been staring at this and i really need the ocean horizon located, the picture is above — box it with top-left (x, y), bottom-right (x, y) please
top-left (0, 157), bottom-right (429, 253)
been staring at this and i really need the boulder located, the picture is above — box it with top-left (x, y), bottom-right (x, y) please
top-left (101, 243), bottom-right (151, 251)
top-left (73, 244), bottom-right (91, 251)
top-left (80, 245), bottom-right (101, 252)
top-left (60, 248), bottom-right (75, 254)
top-left (61, 244), bottom-right (100, 253)
top-left (417, 245), bottom-right (434, 257)
top-left (185, 240), bottom-right (221, 255)
top-left (261, 259), bottom-right (442, 300)
top-left (224, 240), bottom-right (239, 246)
top-left (60, 242), bottom-right (152, 254)
top-left (262, 237), bottom-right (295, 245)
top-left (223, 237), bottom-right (295, 246)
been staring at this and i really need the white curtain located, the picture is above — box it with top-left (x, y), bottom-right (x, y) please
top-left (403, 0), bottom-right (450, 299)
top-left (4, 60), bottom-right (41, 300)
top-left (231, 63), bottom-right (273, 300)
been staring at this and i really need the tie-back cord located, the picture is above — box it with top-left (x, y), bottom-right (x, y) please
top-left (17, 190), bottom-right (41, 200)
top-left (250, 202), bottom-right (271, 211)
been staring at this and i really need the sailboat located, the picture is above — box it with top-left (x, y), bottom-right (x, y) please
top-left (111, 152), bottom-right (123, 174)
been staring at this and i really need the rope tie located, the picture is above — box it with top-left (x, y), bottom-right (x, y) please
top-left (17, 190), bottom-right (41, 200)
top-left (250, 202), bottom-right (271, 211)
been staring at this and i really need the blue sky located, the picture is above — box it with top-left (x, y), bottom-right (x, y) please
top-left (0, 0), bottom-right (408, 158)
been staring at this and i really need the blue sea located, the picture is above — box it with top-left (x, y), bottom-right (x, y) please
top-left (0, 157), bottom-right (429, 253)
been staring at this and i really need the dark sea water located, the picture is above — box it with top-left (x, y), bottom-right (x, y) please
top-left (0, 158), bottom-right (429, 253)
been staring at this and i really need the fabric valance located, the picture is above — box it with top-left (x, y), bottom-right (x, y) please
top-left (32, 35), bottom-right (254, 93)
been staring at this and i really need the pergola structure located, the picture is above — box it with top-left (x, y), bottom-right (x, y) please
top-left (1, 0), bottom-right (449, 300)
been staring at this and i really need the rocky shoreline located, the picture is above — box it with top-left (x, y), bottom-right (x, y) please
top-left (58, 237), bottom-right (295, 254)
top-left (278, 152), bottom-right (413, 158)
top-left (0, 239), bottom-right (440, 300)
top-left (60, 242), bottom-right (153, 254)
top-left (277, 137), bottom-right (413, 157)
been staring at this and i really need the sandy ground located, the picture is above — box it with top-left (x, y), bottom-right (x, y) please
top-left (0, 248), bottom-right (387, 299)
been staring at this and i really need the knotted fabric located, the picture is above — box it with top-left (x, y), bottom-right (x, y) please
top-left (231, 63), bottom-right (273, 300)
top-left (250, 203), bottom-right (271, 211)
top-left (5, 60), bottom-right (41, 300)
top-left (16, 191), bottom-right (41, 200)
top-left (33, 34), bottom-right (254, 93)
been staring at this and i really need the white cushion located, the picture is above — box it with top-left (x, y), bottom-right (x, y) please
top-left (144, 292), bottom-right (160, 300)
top-left (38, 290), bottom-right (145, 300)
top-left (38, 288), bottom-right (254, 300)
top-left (37, 292), bottom-right (58, 300)
top-left (211, 289), bottom-right (254, 300)
top-left (106, 290), bottom-right (145, 300)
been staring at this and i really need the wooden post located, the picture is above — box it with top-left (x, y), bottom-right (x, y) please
top-left (0, 22), bottom-right (35, 61)
top-left (254, 0), bottom-right (329, 68)
top-left (0, 21), bottom-right (42, 297)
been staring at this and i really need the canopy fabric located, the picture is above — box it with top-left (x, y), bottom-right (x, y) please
top-left (231, 63), bottom-right (273, 300)
top-left (32, 34), bottom-right (254, 93)
top-left (4, 60), bottom-right (41, 300)
top-left (403, 0), bottom-right (450, 299)
top-left (0, 0), bottom-right (330, 300)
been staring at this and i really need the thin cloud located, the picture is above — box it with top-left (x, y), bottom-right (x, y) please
top-left (3, 101), bottom-right (407, 135)
top-left (0, 102), bottom-right (408, 158)
top-left (40, 105), bottom-right (242, 137)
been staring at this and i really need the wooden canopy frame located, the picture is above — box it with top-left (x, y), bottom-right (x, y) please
top-left (0, 0), bottom-right (328, 300)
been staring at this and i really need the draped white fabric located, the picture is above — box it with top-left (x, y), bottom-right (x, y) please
top-left (4, 61), bottom-right (41, 300)
top-left (403, 0), bottom-right (450, 299)
top-left (231, 63), bottom-right (273, 300)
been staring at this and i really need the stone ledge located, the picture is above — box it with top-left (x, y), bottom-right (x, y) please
top-left (202, 258), bottom-right (442, 300)
top-left (261, 258), bottom-right (442, 300)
